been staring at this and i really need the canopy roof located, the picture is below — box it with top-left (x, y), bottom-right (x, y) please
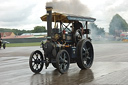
top-left (40, 12), bottom-right (96, 23)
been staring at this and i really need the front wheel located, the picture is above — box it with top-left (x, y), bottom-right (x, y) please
top-left (29, 50), bottom-right (44, 73)
top-left (56, 50), bottom-right (70, 74)
top-left (76, 39), bottom-right (94, 69)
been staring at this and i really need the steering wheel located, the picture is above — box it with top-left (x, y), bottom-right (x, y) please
top-left (74, 29), bottom-right (82, 44)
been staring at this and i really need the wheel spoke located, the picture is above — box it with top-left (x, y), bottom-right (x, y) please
top-left (59, 64), bottom-right (63, 70)
top-left (32, 63), bottom-right (36, 67)
top-left (36, 64), bottom-right (39, 70)
top-left (87, 47), bottom-right (90, 51)
top-left (59, 56), bottom-right (63, 63)
top-left (83, 57), bottom-right (87, 61)
top-left (63, 63), bottom-right (67, 70)
top-left (87, 56), bottom-right (91, 60)
top-left (83, 48), bottom-right (86, 51)
top-left (35, 53), bottom-right (39, 59)
top-left (65, 60), bottom-right (68, 63)
top-left (85, 61), bottom-right (87, 65)
top-left (82, 48), bottom-right (86, 56)
top-left (60, 53), bottom-right (63, 60)
top-left (63, 53), bottom-right (66, 60)
top-left (32, 56), bottom-right (36, 60)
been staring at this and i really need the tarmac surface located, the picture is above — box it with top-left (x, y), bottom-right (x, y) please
top-left (0, 43), bottom-right (128, 85)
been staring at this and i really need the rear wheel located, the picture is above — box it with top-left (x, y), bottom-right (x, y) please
top-left (76, 39), bottom-right (94, 69)
top-left (56, 50), bottom-right (70, 74)
top-left (29, 50), bottom-right (44, 73)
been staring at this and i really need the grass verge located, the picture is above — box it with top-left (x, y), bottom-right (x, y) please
top-left (6, 42), bottom-right (41, 47)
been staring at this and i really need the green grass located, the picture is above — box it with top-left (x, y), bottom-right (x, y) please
top-left (6, 42), bottom-right (41, 47)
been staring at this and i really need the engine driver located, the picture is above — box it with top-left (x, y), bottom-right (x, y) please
top-left (72, 21), bottom-right (83, 34)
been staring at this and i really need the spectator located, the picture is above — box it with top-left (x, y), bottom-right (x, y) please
top-left (3, 42), bottom-right (6, 49)
top-left (0, 39), bottom-right (2, 49)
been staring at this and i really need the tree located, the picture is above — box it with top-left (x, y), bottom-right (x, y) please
top-left (0, 28), bottom-right (32, 35)
top-left (89, 23), bottom-right (105, 37)
top-left (0, 26), bottom-right (47, 35)
top-left (109, 14), bottom-right (128, 36)
top-left (32, 26), bottom-right (46, 33)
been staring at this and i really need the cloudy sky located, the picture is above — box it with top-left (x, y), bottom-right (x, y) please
top-left (0, 0), bottom-right (128, 32)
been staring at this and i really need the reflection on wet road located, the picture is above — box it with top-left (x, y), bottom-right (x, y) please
top-left (1, 43), bottom-right (128, 85)
top-left (31, 68), bottom-right (94, 85)
top-left (1, 57), bottom-right (128, 85)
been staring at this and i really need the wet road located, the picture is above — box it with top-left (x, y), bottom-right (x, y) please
top-left (0, 43), bottom-right (128, 85)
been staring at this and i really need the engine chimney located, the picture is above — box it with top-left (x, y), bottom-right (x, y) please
top-left (46, 6), bottom-right (53, 38)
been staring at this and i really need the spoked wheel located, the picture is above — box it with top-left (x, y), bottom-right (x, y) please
top-left (29, 50), bottom-right (44, 73)
top-left (76, 39), bottom-right (94, 69)
top-left (56, 50), bottom-right (70, 74)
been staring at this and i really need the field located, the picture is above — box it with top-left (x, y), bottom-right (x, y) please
top-left (6, 42), bottom-right (41, 47)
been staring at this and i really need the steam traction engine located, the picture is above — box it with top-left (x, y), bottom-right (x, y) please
top-left (29, 7), bottom-right (96, 74)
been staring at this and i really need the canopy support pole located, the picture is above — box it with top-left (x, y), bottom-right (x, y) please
top-left (86, 21), bottom-right (88, 39)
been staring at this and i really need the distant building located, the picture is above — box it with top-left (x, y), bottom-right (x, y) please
top-left (21, 32), bottom-right (47, 36)
top-left (0, 32), bottom-right (47, 39)
top-left (0, 32), bottom-right (15, 37)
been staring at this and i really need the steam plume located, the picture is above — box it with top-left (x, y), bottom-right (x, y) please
top-left (46, 0), bottom-right (90, 16)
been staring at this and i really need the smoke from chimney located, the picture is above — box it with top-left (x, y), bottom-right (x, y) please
top-left (46, 0), bottom-right (90, 16)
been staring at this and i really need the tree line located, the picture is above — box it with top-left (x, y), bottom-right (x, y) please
top-left (89, 23), bottom-right (105, 36)
top-left (0, 26), bottom-right (46, 35)
top-left (89, 13), bottom-right (128, 38)
top-left (1, 14), bottom-right (126, 37)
